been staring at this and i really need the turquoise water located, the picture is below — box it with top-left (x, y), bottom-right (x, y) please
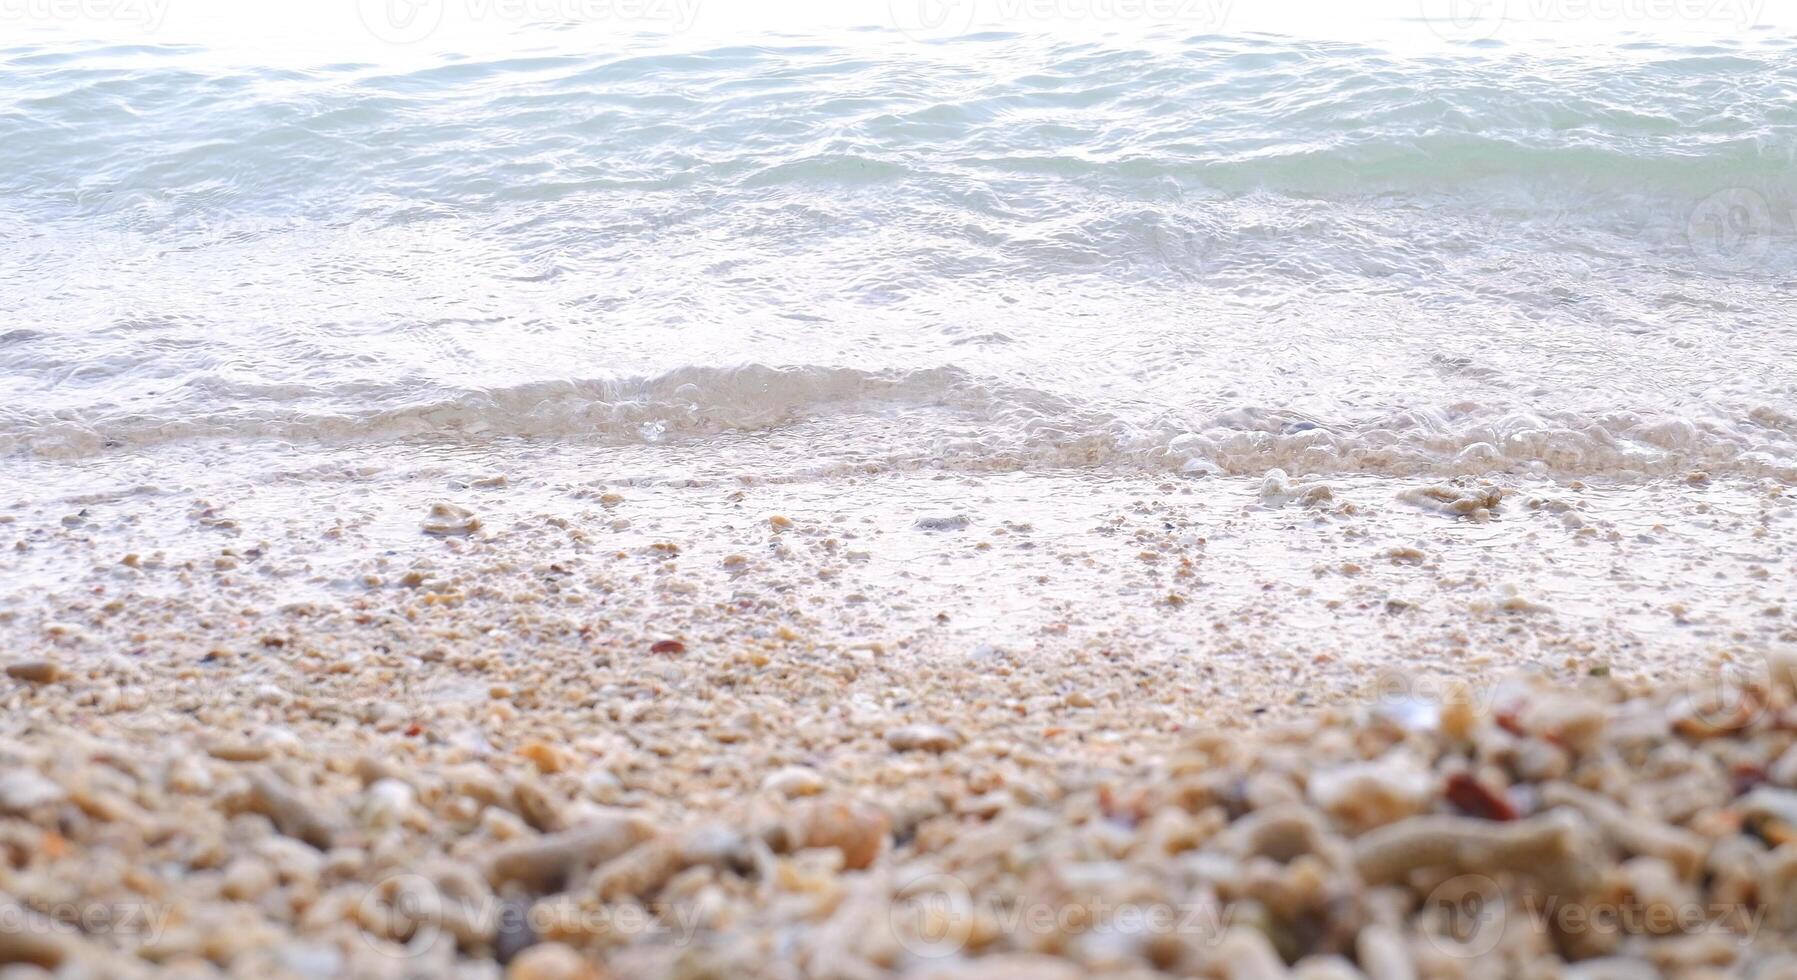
top-left (1, 17), bottom-right (1794, 477)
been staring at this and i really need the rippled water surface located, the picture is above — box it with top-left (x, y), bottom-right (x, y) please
top-left (2, 22), bottom-right (1795, 478)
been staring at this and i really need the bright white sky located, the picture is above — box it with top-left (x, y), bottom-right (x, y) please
top-left (0, 0), bottom-right (1790, 60)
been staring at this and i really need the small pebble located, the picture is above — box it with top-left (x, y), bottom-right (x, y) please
top-left (762, 766), bottom-right (826, 798)
top-left (0, 769), bottom-right (65, 813)
top-left (422, 502), bottom-right (481, 537)
top-left (885, 724), bottom-right (963, 753)
top-left (504, 941), bottom-right (603, 980)
top-left (5, 660), bottom-right (61, 684)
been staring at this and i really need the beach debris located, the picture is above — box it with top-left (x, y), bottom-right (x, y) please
top-left (0, 768), bottom-right (65, 814)
top-left (762, 765), bottom-right (826, 798)
top-left (4, 660), bottom-right (60, 684)
top-left (1443, 771), bottom-right (1518, 821)
top-left (914, 514), bottom-right (970, 531)
top-left (885, 724), bottom-right (963, 753)
top-left (422, 502), bottom-right (482, 536)
top-left (239, 769), bottom-right (345, 850)
top-left (797, 798), bottom-right (889, 870)
top-left (1354, 809), bottom-right (1601, 893)
top-left (1308, 752), bottom-right (1432, 833)
top-left (486, 813), bottom-right (657, 893)
top-left (1398, 479), bottom-right (1504, 520)
top-left (506, 942), bottom-right (605, 980)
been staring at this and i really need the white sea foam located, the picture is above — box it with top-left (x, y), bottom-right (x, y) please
top-left (3, 364), bottom-right (1791, 479)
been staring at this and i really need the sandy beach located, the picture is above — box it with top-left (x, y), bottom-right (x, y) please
top-left (4, 8), bottom-right (1796, 977)
top-left (2, 444), bottom-right (1794, 977)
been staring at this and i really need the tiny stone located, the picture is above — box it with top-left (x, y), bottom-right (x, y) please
top-left (5, 661), bottom-right (60, 684)
top-left (520, 741), bottom-right (571, 774)
top-left (220, 857), bottom-right (276, 901)
top-left (422, 502), bottom-right (481, 537)
top-left (0, 769), bottom-right (65, 813)
top-left (504, 941), bottom-right (603, 980)
top-left (762, 766), bottom-right (825, 798)
top-left (885, 724), bottom-right (963, 754)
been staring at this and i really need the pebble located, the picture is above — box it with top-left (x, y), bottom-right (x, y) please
top-left (885, 724), bottom-right (963, 753)
top-left (919, 955), bottom-right (1084, 980)
top-left (504, 942), bottom-right (603, 980)
top-left (520, 741), bottom-right (572, 774)
top-left (0, 918), bottom-right (67, 969)
top-left (4, 660), bottom-right (61, 684)
top-left (0, 768), bottom-right (65, 813)
top-left (206, 739), bottom-right (272, 762)
top-left (914, 514), bottom-right (970, 531)
top-left (1307, 753), bottom-right (1432, 832)
top-left (797, 799), bottom-right (889, 870)
top-left (761, 765), bottom-right (826, 798)
top-left (486, 814), bottom-right (656, 893)
top-left (167, 755), bottom-right (215, 795)
top-left (220, 856), bottom-right (277, 901)
top-left (358, 778), bottom-right (416, 829)
top-left (421, 502), bottom-right (482, 537)
top-left (242, 770), bottom-right (343, 850)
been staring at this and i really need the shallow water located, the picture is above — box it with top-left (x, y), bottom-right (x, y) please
top-left (2, 20), bottom-right (1794, 479)
top-left (1, 10), bottom-right (1793, 668)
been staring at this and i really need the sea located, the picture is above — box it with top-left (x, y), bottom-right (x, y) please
top-left (0, 0), bottom-right (1792, 665)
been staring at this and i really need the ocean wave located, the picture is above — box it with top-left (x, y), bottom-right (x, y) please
top-left (5, 364), bottom-right (1792, 480)
top-left (2, 36), bottom-right (1792, 209)
top-left (2, 33), bottom-right (1793, 484)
